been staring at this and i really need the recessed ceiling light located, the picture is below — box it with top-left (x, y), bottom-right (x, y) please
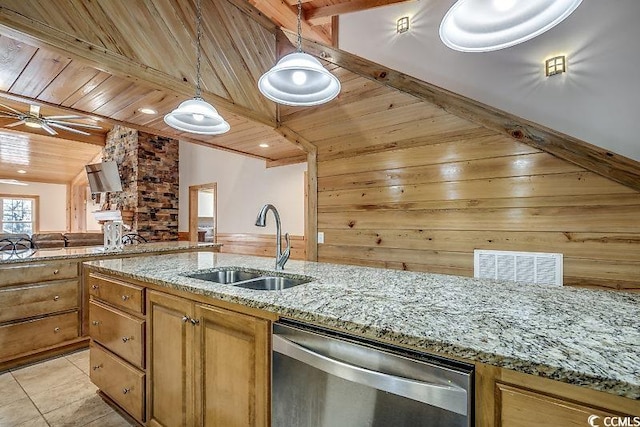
top-left (17, 169), bottom-right (27, 174)
top-left (439, 0), bottom-right (583, 52)
top-left (259, 143), bottom-right (270, 148)
top-left (138, 108), bottom-right (157, 115)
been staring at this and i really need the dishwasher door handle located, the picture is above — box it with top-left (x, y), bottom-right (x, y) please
top-left (273, 334), bottom-right (468, 416)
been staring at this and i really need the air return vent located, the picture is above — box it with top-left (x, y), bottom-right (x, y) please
top-left (474, 250), bottom-right (563, 286)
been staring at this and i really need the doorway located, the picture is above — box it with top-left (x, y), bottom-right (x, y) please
top-left (188, 183), bottom-right (217, 242)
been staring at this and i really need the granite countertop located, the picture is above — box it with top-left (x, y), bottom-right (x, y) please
top-left (85, 252), bottom-right (640, 400)
top-left (0, 241), bottom-right (221, 264)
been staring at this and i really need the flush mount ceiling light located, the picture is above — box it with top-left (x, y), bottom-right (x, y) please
top-left (259, 143), bottom-right (270, 148)
top-left (138, 108), bottom-right (157, 115)
top-left (164, 0), bottom-right (229, 135)
top-left (258, 0), bottom-right (340, 107)
top-left (397, 16), bottom-right (410, 34)
top-left (439, 0), bottom-right (583, 52)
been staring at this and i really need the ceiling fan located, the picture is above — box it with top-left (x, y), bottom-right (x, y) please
top-left (0, 104), bottom-right (101, 136)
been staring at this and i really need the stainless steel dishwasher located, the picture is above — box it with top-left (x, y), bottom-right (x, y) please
top-left (272, 321), bottom-right (473, 427)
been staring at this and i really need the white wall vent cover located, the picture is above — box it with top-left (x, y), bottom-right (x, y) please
top-left (474, 250), bottom-right (563, 286)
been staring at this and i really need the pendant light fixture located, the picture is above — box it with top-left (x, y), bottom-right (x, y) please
top-left (439, 0), bottom-right (583, 52)
top-left (164, 0), bottom-right (229, 134)
top-left (258, 0), bottom-right (340, 107)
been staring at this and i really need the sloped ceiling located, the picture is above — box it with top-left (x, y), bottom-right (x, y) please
top-left (339, 0), bottom-right (640, 163)
top-left (0, 0), bottom-right (305, 164)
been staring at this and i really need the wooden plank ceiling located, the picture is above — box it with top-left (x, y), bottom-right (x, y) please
top-left (0, 128), bottom-right (102, 184)
top-left (0, 0), bottom-right (309, 177)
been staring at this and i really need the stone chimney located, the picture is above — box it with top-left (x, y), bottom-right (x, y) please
top-left (102, 126), bottom-right (179, 241)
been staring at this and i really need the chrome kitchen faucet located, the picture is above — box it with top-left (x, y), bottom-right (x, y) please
top-left (255, 204), bottom-right (290, 270)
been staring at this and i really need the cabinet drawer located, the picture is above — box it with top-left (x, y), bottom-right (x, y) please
top-left (0, 261), bottom-right (78, 287)
top-left (0, 311), bottom-right (79, 359)
top-left (0, 279), bottom-right (78, 323)
top-left (89, 300), bottom-right (145, 369)
top-left (88, 274), bottom-right (144, 315)
top-left (90, 342), bottom-right (145, 422)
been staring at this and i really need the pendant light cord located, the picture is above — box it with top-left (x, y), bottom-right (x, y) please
top-left (195, 0), bottom-right (203, 98)
top-left (296, 0), bottom-right (302, 52)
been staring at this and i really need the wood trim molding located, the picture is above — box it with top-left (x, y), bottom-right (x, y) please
top-left (277, 29), bottom-right (640, 193)
top-left (274, 125), bottom-right (318, 261)
top-left (0, 6), bottom-right (275, 128)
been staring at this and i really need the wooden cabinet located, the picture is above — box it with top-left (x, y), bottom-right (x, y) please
top-left (496, 383), bottom-right (618, 427)
top-left (147, 291), bottom-right (194, 427)
top-left (476, 363), bottom-right (640, 427)
top-left (89, 300), bottom-right (145, 369)
top-left (0, 260), bottom-right (81, 370)
top-left (194, 304), bottom-right (270, 427)
top-left (147, 290), bottom-right (270, 427)
top-left (88, 272), bottom-right (146, 424)
top-left (90, 342), bottom-right (145, 421)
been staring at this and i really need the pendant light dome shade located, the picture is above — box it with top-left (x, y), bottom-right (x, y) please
top-left (440, 0), bottom-right (583, 52)
top-left (258, 52), bottom-right (341, 107)
top-left (164, 97), bottom-right (230, 135)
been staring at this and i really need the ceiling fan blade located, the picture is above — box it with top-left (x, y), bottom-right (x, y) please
top-left (29, 105), bottom-right (41, 117)
top-left (0, 114), bottom-right (18, 118)
top-left (45, 115), bottom-right (85, 120)
top-left (45, 120), bottom-right (102, 129)
top-left (48, 122), bottom-right (90, 135)
top-left (0, 103), bottom-right (24, 115)
top-left (5, 120), bottom-right (25, 127)
top-left (41, 123), bottom-right (58, 135)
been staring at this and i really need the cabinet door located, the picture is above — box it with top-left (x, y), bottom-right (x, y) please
top-left (194, 304), bottom-right (270, 427)
top-left (147, 291), bottom-right (195, 427)
top-left (496, 383), bottom-right (619, 427)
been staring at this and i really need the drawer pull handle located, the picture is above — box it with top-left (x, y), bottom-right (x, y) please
top-left (121, 295), bottom-right (129, 301)
top-left (53, 269), bottom-right (59, 275)
top-left (122, 336), bottom-right (133, 343)
top-left (92, 364), bottom-right (103, 371)
top-left (92, 321), bottom-right (100, 326)
top-left (53, 295), bottom-right (60, 301)
top-left (91, 285), bottom-right (99, 290)
top-left (190, 318), bottom-right (200, 326)
top-left (54, 327), bottom-right (60, 333)
top-left (182, 315), bottom-right (190, 323)
top-left (122, 388), bottom-right (131, 394)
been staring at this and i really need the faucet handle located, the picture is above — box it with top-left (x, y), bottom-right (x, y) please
top-left (278, 233), bottom-right (291, 268)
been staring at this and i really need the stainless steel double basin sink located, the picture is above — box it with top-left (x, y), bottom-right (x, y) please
top-left (184, 268), bottom-right (313, 291)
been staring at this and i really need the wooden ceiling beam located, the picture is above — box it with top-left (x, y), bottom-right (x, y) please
top-left (0, 89), bottom-right (269, 162)
top-left (245, 0), bottom-right (331, 45)
top-left (305, 0), bottom-right (413, 26)
top-left (278, 29), bottom-right (640, 192)
top-left (0, 6), bottom-right (276, 128)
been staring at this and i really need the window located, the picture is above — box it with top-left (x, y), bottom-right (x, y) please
top-left (1, 195), bottom-right (38, 234)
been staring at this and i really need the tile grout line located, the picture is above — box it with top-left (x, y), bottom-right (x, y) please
top-left (9, 371), bottom-right (52, 427)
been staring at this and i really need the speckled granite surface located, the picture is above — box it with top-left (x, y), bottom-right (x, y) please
top-left (0, 241), bottom-right (220, 264)
top-left (85, 252), bottom-right (640, 400)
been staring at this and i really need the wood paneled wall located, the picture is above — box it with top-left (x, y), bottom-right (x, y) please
top-left (217, 233), bottom-right (306, 261)
top-left (281, 70), bottom-right (640, 291)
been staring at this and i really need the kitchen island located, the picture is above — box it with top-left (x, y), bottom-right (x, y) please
top-left (0, 241), bottom-right (220, 372)
top-left (84, 251), bottom-right (640, 425)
